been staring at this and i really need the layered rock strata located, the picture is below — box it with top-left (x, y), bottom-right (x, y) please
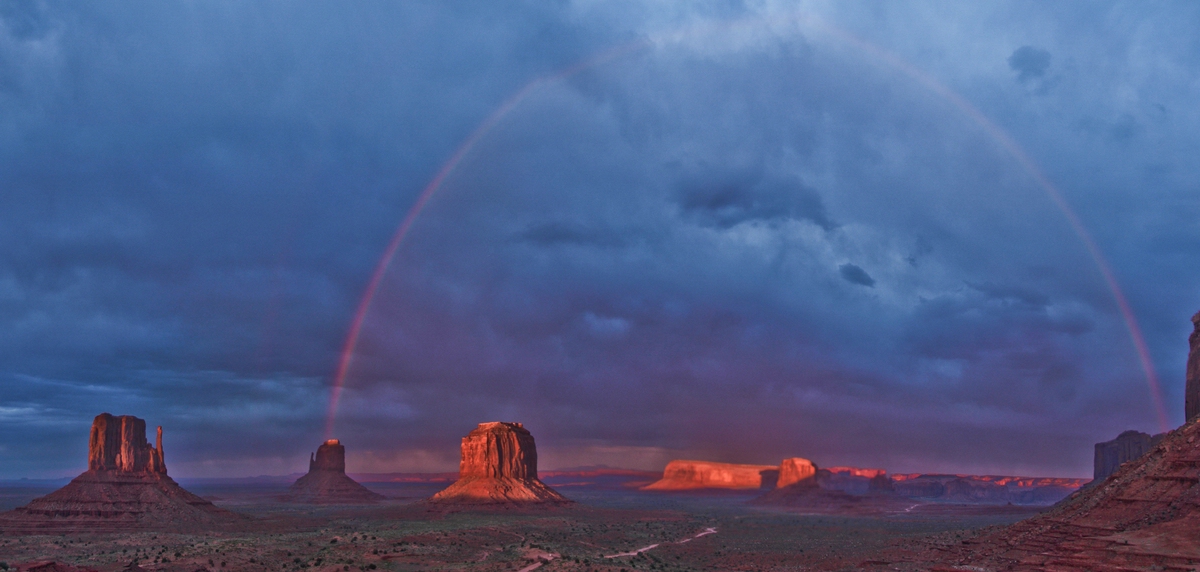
top-left (286, 439), bottom-right (384, 504)
top-left (641, 460), bottom-right (779, 491)
top-left (0, 413), bottom-right (238, 532)
top-left (428, 422), bottom-right (570, 504)
top-left (1093, 429), bottom-right (1164, 483)
top-left (1187, 311), bottom-right (1200, 421)
top-left (928, 416), bottom-right (1200, 571)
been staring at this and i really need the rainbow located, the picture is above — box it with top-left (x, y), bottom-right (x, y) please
top-left (325, 13), bottom-right (1168, 438)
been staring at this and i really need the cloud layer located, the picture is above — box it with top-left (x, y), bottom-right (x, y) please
top-left (2, 1), bottom-right (1199, 479)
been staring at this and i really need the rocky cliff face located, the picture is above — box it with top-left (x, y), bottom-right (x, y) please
top-left (88, 413), bottom-right (166, 474)
top-left (1093, 429), bottom-right (1165, 482)
top-left (776, 458), bottom-right (818, 488)
top-left (933, 409), bottom-right (1200, 570)
top-left (1187, 311), bottom-right (1200, 421)
top-left (288, 439), bottom-right (383, 504)
top-left (0, 413), bottom-right (238, 532)
top-left (458, 421), bottom-right (537, 479)
top-left (310, 439), bottom-right (347, 472)
top-left (641, 460), bottom-right (779, 491)
top-left (428, 422), bottom-right (569, 504)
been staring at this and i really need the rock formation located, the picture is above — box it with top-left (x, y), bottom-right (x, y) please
top-left (641, 460), bottom-right (780, 491)
top-left (286, 439), bottom-right (384, 504)
top-left (0, 413), bottom-right (239, 533)
top-left (427, 422), bottom-right (570, 505)
top-left (1187, 311), bottom-right (1200, 421)
top-left (927, 416), bottom-right (1200, 570)
top-left (776, 457), bottom-right (818, 488)
top-left (1093, 429), bottom-right (1164, 483)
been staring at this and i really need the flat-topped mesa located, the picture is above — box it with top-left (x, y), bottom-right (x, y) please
top-left (641, 460), bottom-right (779, 491)
top-left (88, 413), bottom-right (166, 474)
top-left (428, 422), bottom-right (570, 505)
top-left (288, 439), bottom-right (383, 504)
top-left (777, 457), bottom-right (818, 488)
top-left (0, 413), bottom-right (238, 533)
top-left (1187, 311), bottom-right (1200, 421)
top-left (460, 421), bottom-right (537, 479)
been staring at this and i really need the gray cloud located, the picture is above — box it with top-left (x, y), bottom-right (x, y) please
top-left (838, 263), bottom-right (876, 287)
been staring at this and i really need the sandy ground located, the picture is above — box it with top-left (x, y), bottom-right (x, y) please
top-left (0, 479), bottom-right (1044, 571)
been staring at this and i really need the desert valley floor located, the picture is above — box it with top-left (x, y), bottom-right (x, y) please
top-left (0, 475), bottom-right (1047, 572)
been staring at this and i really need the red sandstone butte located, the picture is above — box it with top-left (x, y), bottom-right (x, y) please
top-left (428, 422), bottom-right (570, 505)
top-left (0, 413), bottom-right (239, 533)
top-left (641, 460), bottom-right (779, 491)
top-left (776, 457), bottom-right (818, 488)
top-left (286, 439), bottom-right (385, 504)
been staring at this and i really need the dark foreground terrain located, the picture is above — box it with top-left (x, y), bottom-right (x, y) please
top-left (0, 477), bottom-right (1044, 571)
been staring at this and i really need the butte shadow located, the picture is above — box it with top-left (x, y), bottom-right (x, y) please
top-left (284, 439), bottom-right (385, 504)
top-left (424, 422), bottom-right (571, 508)
top-left (0, 413), bottom-right (243, 533)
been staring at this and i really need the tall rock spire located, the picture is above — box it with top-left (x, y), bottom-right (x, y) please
top-left (1186, 311), bottom-right (1200, 421)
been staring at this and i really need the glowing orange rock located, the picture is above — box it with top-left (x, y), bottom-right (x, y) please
top-left (641, 460), bottom-right (779, 491)
top-left (777, 457), bottom-right (818, 488)
top-left (87, 413), bottom-right (165, 474)
top-left (428, 422), bottom-right (570, 504)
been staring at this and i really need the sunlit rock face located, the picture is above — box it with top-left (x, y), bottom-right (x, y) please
top-left (88, 413), bottom-right (166, 474)
top-left (287, 439), bottom-right (384, 504)
top-left (0, 413), bottom-right (238, 532)
top-left (428, 422), bottom-right (570, 505)
top-left (1093, 430), bottom-right (1165, 483)
top-left (1187, 311), bottom-right (1200, 421)
top-left (641, 460), bottom-right (779, 491)
top-left (777, 457), bottom-right (818, 488)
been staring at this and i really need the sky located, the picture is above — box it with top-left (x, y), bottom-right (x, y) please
top-left (2, 1), bottom-right (1198, 480)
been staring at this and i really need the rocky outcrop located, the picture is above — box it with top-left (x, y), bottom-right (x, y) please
top-left (286, 439), bottom-right (384, 504)
top-left (1187, 311), bottom-right (1200, 421)
top-left (0, 413), bottom-right (239, 533)
top-left (88, 414), bottom-right (165, 474)
top-left (641, 460), bottom-right (779, 491)
top-left (1093, 429), bottom-right (1165, 482)
top-left (428, 422), bottom-right (570, 505)
top-left (931, 413), bottom-right (1200, 570)
top-left (776, 458), bottom-right (818, 488)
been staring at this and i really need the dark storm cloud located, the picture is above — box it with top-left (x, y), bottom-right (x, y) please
top-left (2, 1), bottom-right (1200, 479)
top-left (676, 173), bottom-right (835, 231)
top-left (838, 263), bottom-right (875, 287)
top-left (1008, 46), bottom-right (1051, 82)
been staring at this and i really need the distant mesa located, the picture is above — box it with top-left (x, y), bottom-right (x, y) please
top-left (427, 422), bottom-right (571, 505)
top-left (776, 457), bottom-right (818, 488)
top-left (1092, 429), bottom-right (1164, 484)
top-left (0, 413), bottom-right (240, 533)
top-left (1186, 311), bottom-right (1200, 421)
top-left (286, 439), bottom-right (385, 504)
top-left (641, 460), bottom-right (779, 491)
